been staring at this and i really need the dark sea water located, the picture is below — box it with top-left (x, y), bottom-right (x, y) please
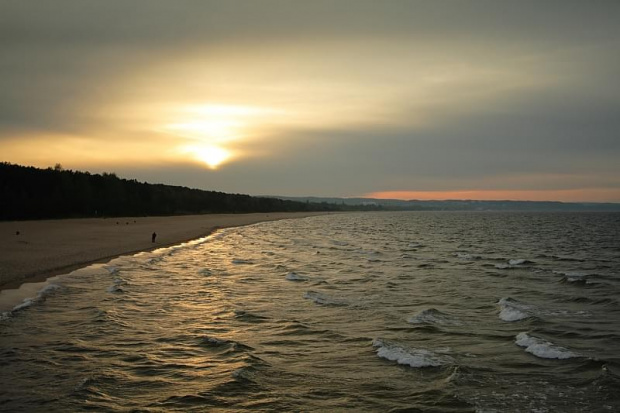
top-left (1, 212), bottom-right (619, 412)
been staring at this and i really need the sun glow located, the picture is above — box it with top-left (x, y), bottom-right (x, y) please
top-left (163, 104), bottom-right (281, 169)
top-left (181, 145), bottom-right (231, 169)
top-left (167, 119), bottom-right (240, 141)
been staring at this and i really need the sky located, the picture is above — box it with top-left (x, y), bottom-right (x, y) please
top-left (1, 0), bottom-right (619, 202)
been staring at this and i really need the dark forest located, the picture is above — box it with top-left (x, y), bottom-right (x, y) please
top-left (0, 163), bottom-right (343, 220)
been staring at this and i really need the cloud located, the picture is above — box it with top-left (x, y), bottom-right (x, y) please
top-left (1, 1), bottom-right (619, 201)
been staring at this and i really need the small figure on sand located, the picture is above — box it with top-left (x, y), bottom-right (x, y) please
top-left (152, 232), bottom-right (157, 243)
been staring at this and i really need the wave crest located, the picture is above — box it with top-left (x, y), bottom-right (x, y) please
top-left (407, 308), bottom-right (462, 326)
top-left (372, 339), bottom-right (451, 367)
top-left (515, 332), bottom-right (577, 359)
top-left (498, 298), bottom-right (530, 322)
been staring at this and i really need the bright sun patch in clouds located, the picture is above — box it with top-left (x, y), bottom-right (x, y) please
top-left (163, 104), bottom-right (282, 168)
top-left (180, 145), bottom-right (231, 169)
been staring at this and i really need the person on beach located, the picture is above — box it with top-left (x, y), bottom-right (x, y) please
top-left (152, 232), bottom-right (157, 243)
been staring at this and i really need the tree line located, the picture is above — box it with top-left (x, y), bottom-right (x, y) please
top-left (0, 163), bottom-right (349, 220)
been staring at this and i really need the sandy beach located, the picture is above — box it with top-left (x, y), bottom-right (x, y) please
top-left (0, 212), bottom-right (330, 290)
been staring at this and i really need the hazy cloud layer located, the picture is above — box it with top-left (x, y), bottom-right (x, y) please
top-left (1, 1), bottom-right (619, 201)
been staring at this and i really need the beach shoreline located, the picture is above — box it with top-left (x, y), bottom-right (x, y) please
top-left (0, 212), bottom-right (332, 292)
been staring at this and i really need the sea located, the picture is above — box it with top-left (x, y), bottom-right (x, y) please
top-left (1, 211), bottom-right (619, 412)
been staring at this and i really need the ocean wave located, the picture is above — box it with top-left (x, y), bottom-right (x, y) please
top-left (200, 335), bottom-right (253, 352)
top-left (494, 264), bottom-right (517, 270)
top-left (508, 258), bottom-right (534, 265)
top-left (498, 298), bottom-right (531, 322)
top-left (234, 309), bottom-right (270, 323)
top-left (554, 270), bottom-right (595, 285)
top-left (285, 272), bottom-right (308, 281)
top-left (407, 308), bottom-right (462, 326)
top-left (372, 338), bottom-right (451, 368)
top-left (303, 291), bottom-right (347, 306)
top-left (232, 258), bottom-right (253, 265)
top-left (106, 285), bottom-right (124, 293)
top-left (515, 332), bottom-right (577, 359)
top-left (103, 265), bottom-right (120, 275)
top-left (409, 242), bottom-right (424, 248)
top-left (3, 284), bottom-right (62, 318)
top-left (493, 259), bottom-right (534, 269)
top-left (455, 252), bottom-right (483, 260)
top-left (549, 255), bottom-right (585, 262)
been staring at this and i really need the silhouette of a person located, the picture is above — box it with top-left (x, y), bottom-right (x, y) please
top-left (152, 232), bottom-right (157, 243)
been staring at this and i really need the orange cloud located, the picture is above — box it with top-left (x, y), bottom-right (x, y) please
top-left (365, 189), bottom-right (620, 203)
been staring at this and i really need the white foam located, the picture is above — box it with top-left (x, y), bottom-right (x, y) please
top-left (407, 308), bottom-right (462, 325)
top-left (508, 259), bottom-right (527, 265)
top-left (372, 339), bottom-right (450, 367)
top-left (515, 332), bottom-right (577, 359)
top-left (498, 298), bottom-right (530, 322)
top-left (285, 272), bottom-right (308, 281)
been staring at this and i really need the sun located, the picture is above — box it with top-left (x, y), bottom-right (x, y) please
top-left (164, 104), bottom-right (278, 169)
top-left (193, 145), bottom-right (231, 169)
top-left (184, 145), bottom-right (231, 169)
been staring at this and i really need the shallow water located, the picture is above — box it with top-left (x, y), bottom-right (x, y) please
top-left (1, 212), bottom-right (619, 412)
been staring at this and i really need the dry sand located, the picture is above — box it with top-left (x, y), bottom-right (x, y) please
top-left (0, 212), bottom-right (330, 290)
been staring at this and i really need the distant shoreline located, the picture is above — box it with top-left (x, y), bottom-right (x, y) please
top-left (0, 212), bottom-right (332, 292)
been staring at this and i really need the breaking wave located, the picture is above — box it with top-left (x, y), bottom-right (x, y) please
top-left (498, 298), bottom-right (531, 322)
top-left (515, 332), bottom-right (578, 359)
top-left (372, 338), bottom-right (452, 368)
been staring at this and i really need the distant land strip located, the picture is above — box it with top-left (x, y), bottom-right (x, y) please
top-left (1, 163), bottom-right (619, 221)
top-left (272, 196), bottom-right (620, 212)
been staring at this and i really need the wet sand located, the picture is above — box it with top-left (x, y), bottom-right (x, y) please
top-left (0, 212), bottom-right (330, 290)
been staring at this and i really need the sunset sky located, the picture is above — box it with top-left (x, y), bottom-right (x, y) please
top-left (1, 1), bottom-right (619, 202)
